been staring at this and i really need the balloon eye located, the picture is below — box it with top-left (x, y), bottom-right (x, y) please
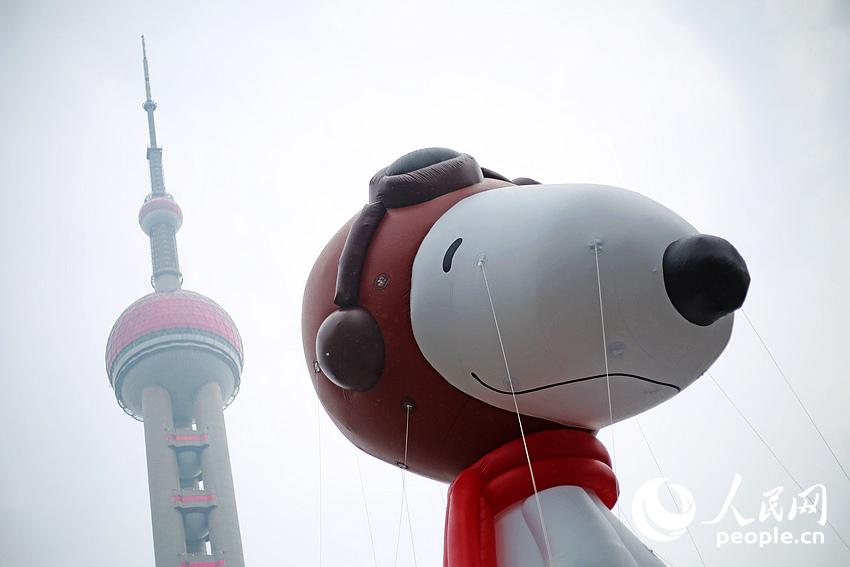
top-left (443, 238), bottom-right (463, 273)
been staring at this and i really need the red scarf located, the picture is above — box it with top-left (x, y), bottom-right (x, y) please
top-left (443, 429), bottom-right (618, 567)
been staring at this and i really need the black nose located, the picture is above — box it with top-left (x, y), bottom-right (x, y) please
top-left (663, 234), bottom-right (750, 326)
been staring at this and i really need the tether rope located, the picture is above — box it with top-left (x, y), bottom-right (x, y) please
top-left (709, 372), bottom-right (850, 552)
top-left (479, 256), bottom-right (555, 566)
top-left (636, 418), bottom-right (708, 567)
top-left (316, 399), bottom-right (323, 567)
top-left (394, 403), bottom-right (418, 566)
top-left (593, 243), bottom-right (627, 567)
top-left (393, 473), bottom-right (405, 567)
top-left (593, 244), bottom-right (619, 499)
top-left (618, 512), bottom-right (675, 567)
top-left (741, 309), bottom-right (849, 483)
top-left (354, 449), bottom-right (379, 567)
top-left (437, 483), bottom-right (446, 507)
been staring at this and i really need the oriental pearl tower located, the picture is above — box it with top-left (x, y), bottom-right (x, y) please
top-left (106, 37), bottom-right (246, 567)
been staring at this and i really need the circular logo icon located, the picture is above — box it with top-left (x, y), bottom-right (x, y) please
top-left (632, 477), bottom-right (696, 542)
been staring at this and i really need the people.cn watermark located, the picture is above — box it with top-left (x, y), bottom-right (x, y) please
top-left (631, 474), bottom-right (827, 548)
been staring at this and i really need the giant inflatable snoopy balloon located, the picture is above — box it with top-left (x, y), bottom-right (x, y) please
top-left (302, 148), bottom-right (749, 567)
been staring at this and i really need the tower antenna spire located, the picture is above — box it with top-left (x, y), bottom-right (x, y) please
top-left (137, 35), bottom-right (182, 291)
top-left (142, 35), bottom-right (153, 102)
top-left (141, 35), bottom-right (160, 153)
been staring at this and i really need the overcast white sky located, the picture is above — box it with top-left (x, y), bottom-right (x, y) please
top-left (1, 1), bottom-right (849, 565)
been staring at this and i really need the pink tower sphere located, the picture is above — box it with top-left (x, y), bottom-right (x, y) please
top-left (106, 290), bottom-right (243, 420)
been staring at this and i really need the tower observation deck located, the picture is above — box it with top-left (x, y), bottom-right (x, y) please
top-left (106, 37), bottom-right (246, 567)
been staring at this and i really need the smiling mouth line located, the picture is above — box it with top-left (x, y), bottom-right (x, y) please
top-left (469, 371), bottom-right (681, 395)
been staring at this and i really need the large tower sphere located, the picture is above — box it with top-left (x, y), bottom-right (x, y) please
top-left (106, 290), bottom-right (243, 421)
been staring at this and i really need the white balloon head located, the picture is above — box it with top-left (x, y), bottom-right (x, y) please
top-left (410, 184), bottom-right (734, 430)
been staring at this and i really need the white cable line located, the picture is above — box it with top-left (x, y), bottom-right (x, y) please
top-left (593, 245), bottom-right (620, 508)
top-left (618, 513), bottom-right (675, 567)
top-left (394, 404), bottom-right (418, 566)
top-left (316, 399), bottom-right (323, 567)
top-left (354, 450), bottom-right (379, 567)
top-left (593, 244), bottom-right (627, 567)
top-left (708, 372), bottom-right (850, 552)
top-left (636, 418), bottom-right (708, 567)
top-left (741, 309), bottom-right (850, 482)
top-left (393, 472), bottom-right (405, 567)
top-left (403, 403), bottom-right (411, 467)
top-left (650, 548), bottom-right (675, 567)
top-left (437, 483), bottom-right (446, 507)
top-left (403, 405), bottom-right (418, 567)
top-left (479, 258), bottom-right (554, 567)
top-left (404, 478), bottom-right (418, 567)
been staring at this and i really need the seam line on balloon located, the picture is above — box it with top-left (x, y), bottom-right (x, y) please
top-left (469, 370), bottom-right (681, 395)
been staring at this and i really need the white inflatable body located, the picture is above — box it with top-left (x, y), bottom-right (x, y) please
top-left (496, 486), bottom-right (666, 567)
top-left (411, 184), bottom-right (733, 430)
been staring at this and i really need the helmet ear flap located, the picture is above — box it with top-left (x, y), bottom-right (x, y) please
top-left (317, 199), bottom-right (387, 392)
top-left (316, 307), bottom-right (385, 391)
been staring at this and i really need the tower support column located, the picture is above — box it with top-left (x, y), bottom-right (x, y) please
top-left (142, 385), bottom-right (187, 566)
top-left (194, 381), bottom-right (245, 567)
